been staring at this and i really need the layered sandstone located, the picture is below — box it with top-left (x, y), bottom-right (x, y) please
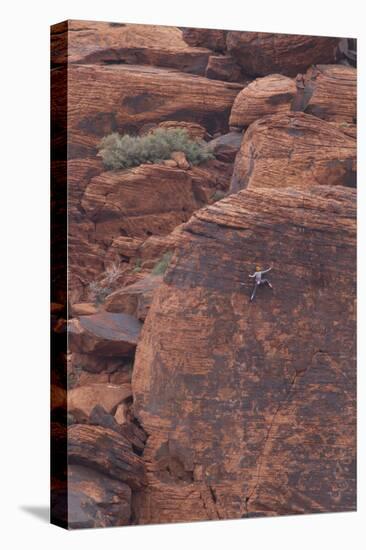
top-left (51, 21), bottom-right (212, 75)
top-left (230, 112), bottom-right (356, 193)
top-left (226, 32), bottom-right (339, 76)
top-left (63, 64), bottom-right (242, 157)
top-left (132, 185), bottom-right (356, 523)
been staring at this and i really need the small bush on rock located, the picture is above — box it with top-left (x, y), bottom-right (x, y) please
top-left (152, 252), bottom-right (173, 275)
top-left (98, 128), bottom-right (214, 170)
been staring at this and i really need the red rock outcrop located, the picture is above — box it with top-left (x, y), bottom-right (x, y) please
top-left (229, 65), bottom-right (357, 129)
top-left (67, 464), bottom-right (132, 529)
top-left (295, 65), bottom-right (357, 123)
top-left (205, 55), bottom-right (245, 82)
top-left (51, 21), bottom-right (212, 75)
top-left (226, 32), bottom-right (339, 76)
top-left (132, 184), bottom-right (356, 523)
top-left (68, 424), bottom-right (146, 489)
top-left (230, 112), bottom-right (356, 193)
top-left (229, 75), bottom-right (297, 128)
top-left (68, 312), bottom-right (142, 356)
top-left (181, 27), bottom-right (227, 52)
top-left (64, 64), bottom-right (242, 157)
top-left (105, 274), bottom-right (163, 320)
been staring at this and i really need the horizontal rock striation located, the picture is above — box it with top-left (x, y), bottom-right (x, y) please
top-left (230, 112), bottom-right (356, 193)
top-left (132, 184), bottom-right (356, 523)
top-left (226, 32), bottom-right (339, 76)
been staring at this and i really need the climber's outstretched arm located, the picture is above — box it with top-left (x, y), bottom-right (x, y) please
top-left (261, 266), bottom-right (273, 274)
top-left (248, 273), bottom-right (256, 278)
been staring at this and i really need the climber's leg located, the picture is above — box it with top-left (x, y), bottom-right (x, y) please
top-left (262, 278), bottom-right (273, 289)
top-left (250, 283), bottom-right (258, 301)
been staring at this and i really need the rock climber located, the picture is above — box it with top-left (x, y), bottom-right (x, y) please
top-left (242, 265), bottom-right (273, 302)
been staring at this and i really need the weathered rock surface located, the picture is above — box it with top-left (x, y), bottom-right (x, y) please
top-left (295, 65), bottom-right (357, 123)
top-left (68, 312), bottom-right (142, 356)
top-left (70, 303), bottom-right (98, 317)
top-left (65, 64), bottom-right (242, 157)
top-left (229, 75), bottom-right (297, 128)
top-left (68, 424), bottom-right (146, 489)
top-left (132, 185), bottom-right (356, 523)
top-left (181, 27), bottom-right (227, 52)
top-left (68, 464), bottom-right (131, 529)
top-left (205, 55), bottom-right (245, 83)
top-left (81, 162), bottom-right (231, 242)
top-left (52, 21), bottom-right (212, 75)
top-left (226, 32), bottom-right (339, 76)
top-left (69, 383), bottom-right (132, 416)
top-left (105, 275), bottom-right (163, 320)
top-left (208, 131), bottom-right (243, 163)
top-left (156, 120), bottom-right (209, 140)
top-left (231, 112), bottom-right (356, 193)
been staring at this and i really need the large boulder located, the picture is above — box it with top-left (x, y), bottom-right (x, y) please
top-left (230, 112), bottom-right (356, 193)
top-left (68, 312), bottom-right (142, 356)
top-left (132, 185), bottom-right (356, 523)
top-left (105, 274), bottom-right (163, 320)
top-left (51, 21), bottom-right (212, 75)
top-left (63, 64), bottom-right (242, 157)
top-left (229, 66), bottom-right (357, 130)
top-left (81, 162), bottom-right (231, 242)
top-left (226, 31), bottom-right (339, 76)
top-left (295, 65), bottom-right (357, 123)
top-left (229, 75), bottom-right (297, 128)
top-left (68, 383), bottom-right (132, 416)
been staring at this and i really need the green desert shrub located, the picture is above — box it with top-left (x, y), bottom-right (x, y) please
top-left (151, 251), bottom-right (173, 276)
top-left (98, 128), bottom-right (214, 170)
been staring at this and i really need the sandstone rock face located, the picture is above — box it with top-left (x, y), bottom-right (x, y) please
top-left (70, 303), bottom-right (98, 317)
top-left (68, 465), bottom-right (131, 529)
top-left (205, 55), bottom-right (244, 82)
top-left (208, 131), bottom-right (243, 163)
top-left (230, 112), bottom-right (356, 193)
top-left (296, 65), bottom-right (357, 123)
top-left (226, 32), bottom-right (339, 76)
top-left (229, 75), bottom-right (297, 128)
top-left (132, 185), bottom-right (356, 523)
top-left (156, 120), bottom-right (209, 140)
top-left (52, 21), bottom-right (212, 75)
top-left (181, 27), bottom-right (227, 52)
top-left (65, 64), bottom-right (242, 157)
top-left (68, 424), bottom-right (146, 489)
top-left (68, 383), bottom-right (132, 416)
top-left (68, 312), bottom-right (142, 356)
top-left (105, 275), bottom-right (163, 320)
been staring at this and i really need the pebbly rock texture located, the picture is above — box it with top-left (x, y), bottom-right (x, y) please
top-left (68, 312), bottom-right (142, 356)
top-left (68, 464), bottom-right (131, 529)
top-left (229, 74), bottom-right (297, 128)
top-left (65, 64), bottom-right (242, 157)
top-left (295, 65), bottom-right (357, 123)
top-left (132, 185), bottom-right (356, 523)
top-left (51, 21), bottom-right (212, 75)
top-left (226, 32), bottom-right (339, 76)
top-left (181, 27), bottom-right (227, 52)
top-left (230, 112), bottom-right (356, 193)
top-left (105, 275), bottom-right (163, 320)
